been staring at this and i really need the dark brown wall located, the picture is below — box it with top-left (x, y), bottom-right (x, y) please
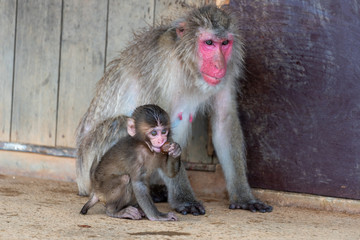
top-left (232, 0), bottom-right (360, 199)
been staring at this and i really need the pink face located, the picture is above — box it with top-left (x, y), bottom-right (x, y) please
top-left (147, 126), bottom-right (168, 152)
top-left (197, 31), bottom-right (233, 86)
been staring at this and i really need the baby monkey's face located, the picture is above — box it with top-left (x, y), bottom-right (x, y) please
top-left (146, 126), bottom-right (168, 152)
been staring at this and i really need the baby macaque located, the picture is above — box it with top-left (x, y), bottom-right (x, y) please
top-left (80, 104), bottom-right (181, 221)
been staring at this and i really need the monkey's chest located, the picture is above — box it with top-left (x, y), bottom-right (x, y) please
top-left (140, 155), bottom-right (163, 178)
top-left (170, 97), bottom-right (202, 128)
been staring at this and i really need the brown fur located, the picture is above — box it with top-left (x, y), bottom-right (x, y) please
top-left (80, 105), bottom-right (180, 221)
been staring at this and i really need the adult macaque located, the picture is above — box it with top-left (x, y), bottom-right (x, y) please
top-left (80, 105), bottom-right (180, 221)
top-left (76, 4), bottom-right (272, 214)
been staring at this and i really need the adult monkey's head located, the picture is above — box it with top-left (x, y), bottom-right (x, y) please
top-left (174, 5), bottom-right (244, 88)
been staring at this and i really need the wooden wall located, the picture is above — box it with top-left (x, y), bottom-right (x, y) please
top-left (0, 0), bottom-right (217, 181)
top-left (0, 0), bottom-right (210, 148)
top-left (0, 0), bottom-right (16, 142)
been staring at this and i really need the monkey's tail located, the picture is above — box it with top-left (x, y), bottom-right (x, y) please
top-left (80, 193), bottom-right (99, 215)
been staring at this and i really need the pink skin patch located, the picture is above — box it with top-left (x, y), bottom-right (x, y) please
top-left (197, 32), bottom-right (233, 86)
top-left (178, 112), bottom-right (183, 120)
top-left (147, 127), bottom-right (168, 152)
top-left (177, 112), bottom-right (193, 123)
top-left (189, 114), bottom-right (193, 123)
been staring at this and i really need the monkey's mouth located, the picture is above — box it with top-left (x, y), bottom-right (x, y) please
top-left (202, 73), bottom-right (221, 86)
top-left (152, 147), bottom-right (161, 153)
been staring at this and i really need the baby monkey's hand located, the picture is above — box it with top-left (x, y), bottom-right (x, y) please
top-left (161, 142), bottom-right (181, 158)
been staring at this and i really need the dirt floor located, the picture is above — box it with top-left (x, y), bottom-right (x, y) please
top-left (0, 174), bottom-right (359, 240)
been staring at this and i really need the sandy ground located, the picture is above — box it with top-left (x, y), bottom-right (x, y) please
top-left (0, 174), bottom-right (359, 240)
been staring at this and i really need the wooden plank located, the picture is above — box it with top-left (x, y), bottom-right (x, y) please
top-left (106, 0), bottom-right (154, 63)
top-left (0, 0), bottom-right (16, 141)
top-left (154, 0), bottom-right (212, 24)
top-left (56, 0), bottom-right (108, 147)
top-left (184, 114), bottom-right (214, 165)
top-left (12, 0), bottom-right (61, 146)
top-left (0, 141), bottom-right (76, 158)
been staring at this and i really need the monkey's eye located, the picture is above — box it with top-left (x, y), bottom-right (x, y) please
top-left (150, 130), bottom-right (157, 136)
top-left (222, 40), bottom-right (229, 45)
top-left (205, 40), bottom-right (213, 45)
top-left (161, 129), bottom-right (168, 135)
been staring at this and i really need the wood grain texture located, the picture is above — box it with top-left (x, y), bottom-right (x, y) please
top-left (106, 0), bottom-right (154, 63)
top-left (232, 0), bottom-right (360, 199)
top-left (184, 114), bottom-right (214, 165)
top-left (154, 0), bottom-right (211, 24)
top-left (12, 0), bottom-right (61, 146)
top-left (0, 0), bottom-right (16, 141)
top-left (56, 0), bottom-right (107, 147)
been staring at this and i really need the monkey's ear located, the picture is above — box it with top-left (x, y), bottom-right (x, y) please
top-left (127, 118), bottom-right (136, 137)
top-left (175, 22), bottom-right (186, 39)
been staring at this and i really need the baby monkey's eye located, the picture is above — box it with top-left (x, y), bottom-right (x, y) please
top-left (151, 130), bottom-right (157, 136)
top-left (161, 129), bottom-right (168, 135)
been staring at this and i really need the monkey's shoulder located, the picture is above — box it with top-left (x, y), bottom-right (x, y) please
top-left (118, 25), bottom-right (176, 65)
top-left (134, 25), bottom-right (176, 46)
top-left (117, 137), bottom-right (149, 154)
top-left (104, 136), bottom-right (157, 163)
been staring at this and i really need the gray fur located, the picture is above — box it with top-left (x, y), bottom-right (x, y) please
top-left (76, 5), bottom-right (272, 213)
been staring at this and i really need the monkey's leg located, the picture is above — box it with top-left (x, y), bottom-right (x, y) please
top-left (106, 205), bottom-right (143, 220)
top-left (132, 181), bottom-right (177, 221)
top-left (76, 116), bottom-right (129, 196)
top-left (160, 165), bottom-right (205, 216)
top-left (150, 152), bottom-right (181, 203)
top-left (105, 175), bottom-right (144, 220)
top-left (211, 89), bottom-right (272, 213)
top-left (76, 143), bottom-right (97, 196)
top-left (76, 113), bottom-right (95, 196)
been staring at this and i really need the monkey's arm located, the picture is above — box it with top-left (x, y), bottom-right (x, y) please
top-left (163, 142), bottom-right (182, 178)
top-left (131, 180), bottom-right (177, 221)
top-left (157, 140), bottom-right (205, 215)
top-left (159, 163), bottom-right (206, 216)
top-left (211, 85), bottom-right (273, 213)
top-left (164, 155), bottom-right (181, 178)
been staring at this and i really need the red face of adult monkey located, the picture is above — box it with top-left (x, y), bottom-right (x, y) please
top-left (197, 32), bottom-right (233, 85)
top-left (76, 4), bottom-right (272, 215)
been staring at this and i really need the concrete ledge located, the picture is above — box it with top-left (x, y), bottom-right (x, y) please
top-left (253, 189), bottom-right (360, 215)
top-left (187, 164), bottom-right (360, 215)
top-left (0, 150), bottom-right (76, 182)
top-left (1, 151), bottom-right (359, 214)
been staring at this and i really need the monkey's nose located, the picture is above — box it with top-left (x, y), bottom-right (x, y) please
top-left (213, 54), bottom-right (226, 78)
